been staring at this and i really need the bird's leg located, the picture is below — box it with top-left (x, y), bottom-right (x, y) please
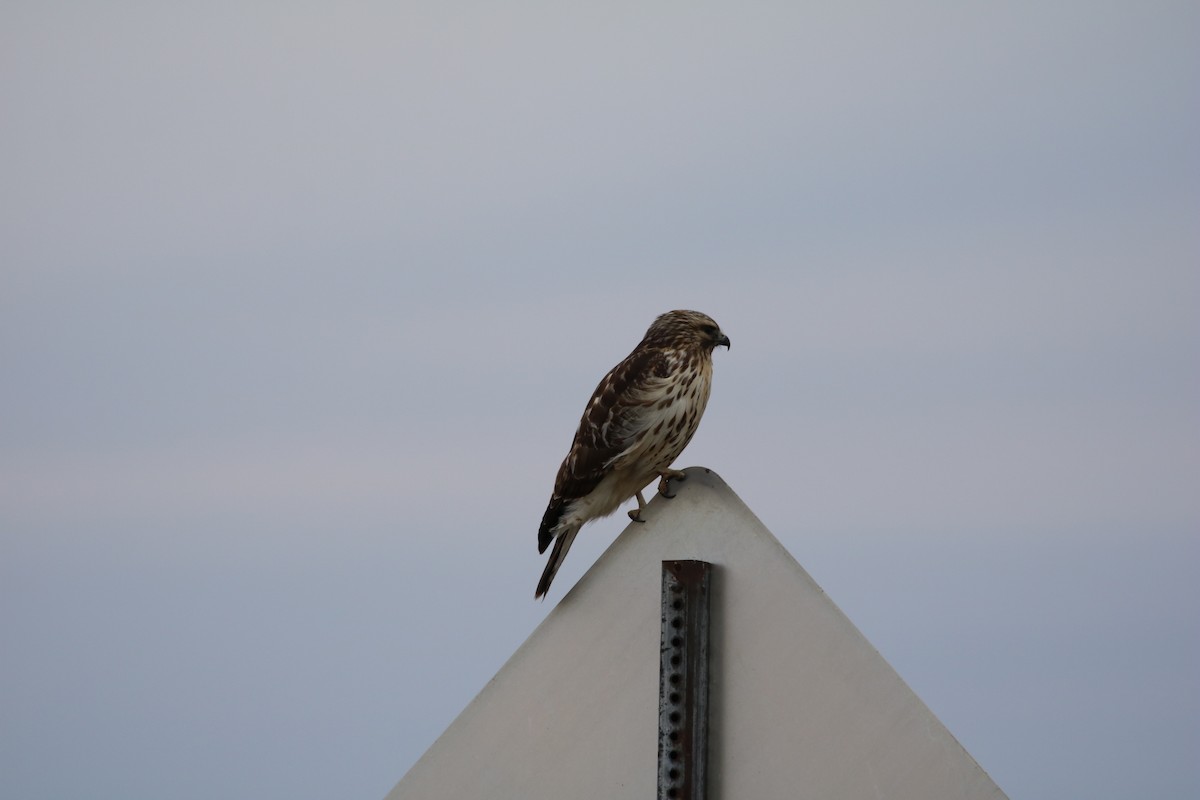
top-left (627, 490), bottom-right (648, 523)
top-left (658, 469), bottom-right (688, 498)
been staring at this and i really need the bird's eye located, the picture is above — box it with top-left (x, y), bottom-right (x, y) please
top-left (700, 324), bottom-right (718, 336)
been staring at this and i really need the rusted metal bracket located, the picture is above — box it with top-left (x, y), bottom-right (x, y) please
top-left (658, 560), bottom-right (711, 800)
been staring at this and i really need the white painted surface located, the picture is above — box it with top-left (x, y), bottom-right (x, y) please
top-left (386, 467), bottom-right (1007, 800)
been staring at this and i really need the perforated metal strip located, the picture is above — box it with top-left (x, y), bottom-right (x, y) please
top-left (658, 560), bottom-right (711, 800)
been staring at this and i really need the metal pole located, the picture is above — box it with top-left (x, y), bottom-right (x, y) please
top-left (658, 560), bottom-right (711, 800)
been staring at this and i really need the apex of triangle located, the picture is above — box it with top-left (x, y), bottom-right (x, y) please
top-left (388, 465), bottom-right (1006, 800)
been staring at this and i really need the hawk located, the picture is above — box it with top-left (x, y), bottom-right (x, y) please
top-left (536, 310), bottom-right (730, 599)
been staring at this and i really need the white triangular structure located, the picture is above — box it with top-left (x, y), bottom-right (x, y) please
top-left (387, 467), bottom-right (1006, 800)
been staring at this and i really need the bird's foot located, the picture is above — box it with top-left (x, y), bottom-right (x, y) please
top-left (628, 490), bottom-right (649, 523)
top-left (658, 469), bottom-right (687, 498)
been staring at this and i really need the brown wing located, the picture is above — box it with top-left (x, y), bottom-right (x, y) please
top-left (537, 346), bottom-right (668, 552)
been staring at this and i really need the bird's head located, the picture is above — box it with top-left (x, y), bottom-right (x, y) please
top-left (645, 310), bottom-right (731, 352)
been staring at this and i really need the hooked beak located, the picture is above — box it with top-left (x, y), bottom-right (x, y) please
top-left (717, 333), bottom-right (731, 350)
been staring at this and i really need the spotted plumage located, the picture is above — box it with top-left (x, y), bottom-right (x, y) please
top-left (536, 310), bottom-right (730, 598)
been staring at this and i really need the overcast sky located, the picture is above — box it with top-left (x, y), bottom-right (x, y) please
top-left (2, 3), bottom-right (1197, 799)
